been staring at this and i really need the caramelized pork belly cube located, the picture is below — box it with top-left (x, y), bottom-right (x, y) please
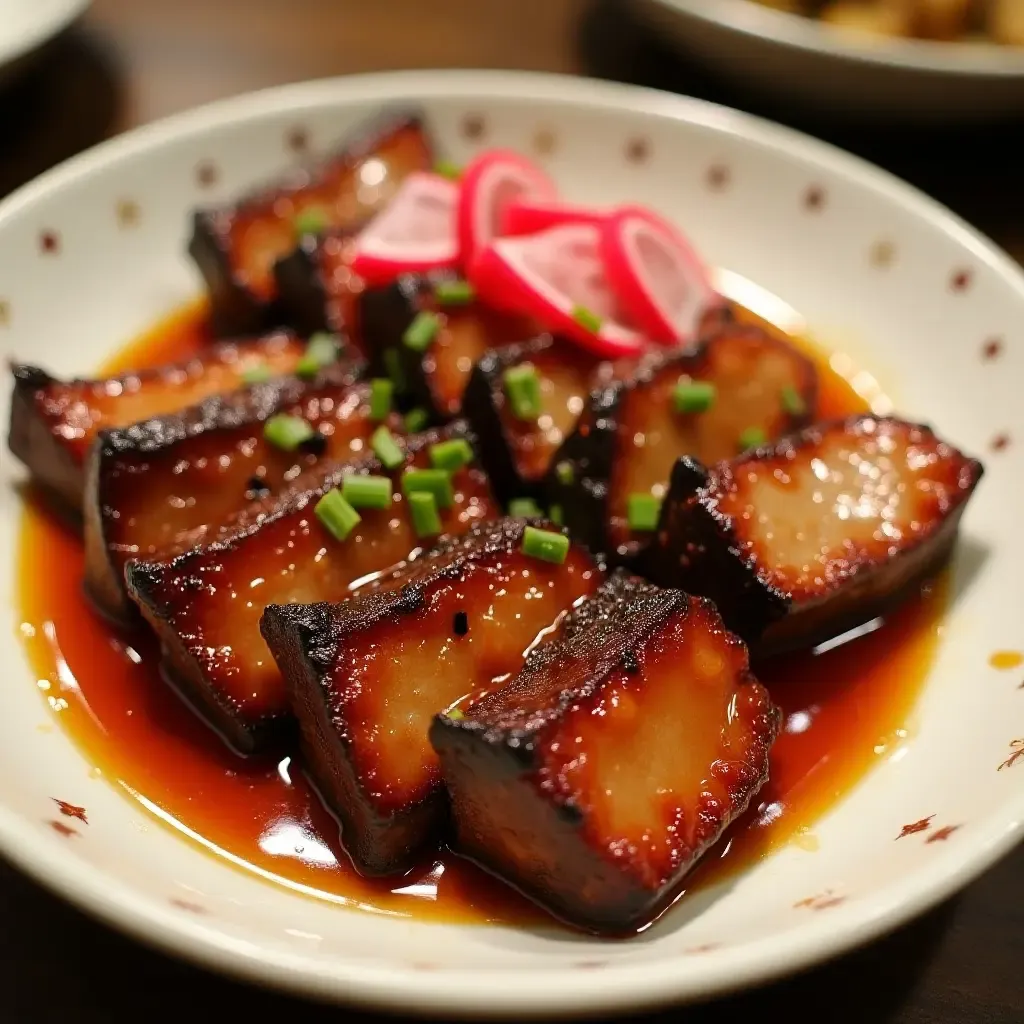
top-left (461, 335), bottom-right (608, 506)
top-left (430, 572), bottom-right (780, 935)
top-left (125, 424), bottom-right (498, 753)
top-left (7, 332), bottom-right (309, 510)
top-left (648, 415), bottom-right (984, 656)
top-left (261, 518), bottom-right (603, 875)
top-left (190, 109), bottom-right (433, 336)
top-left (547, 323), bottom-right (816, 562)
top-left (359, 272), bottom-right (539, 421)
top-left (84, 364), bottom-right (386, 623)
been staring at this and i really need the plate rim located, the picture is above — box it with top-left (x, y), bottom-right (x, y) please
top-left (643, 0), bottom-right (1024, 77)
top-left (2, 68), bottom-right (1023, 1016)
top-left (0, 0), bottom-right (90, 74)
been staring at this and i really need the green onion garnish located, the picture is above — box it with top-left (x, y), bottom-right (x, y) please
top-left (434, 279), bottom-right (476, 306)
top-left (409, 490), bottom-right (442, 538)
top-left (371, 425), bottom-right (405, 470)
top-left (571, 305), bottom-right (603, 334)
top-left (241, 363), bottom-right (271, 385)
top-left (549, 503), bottom-right (563, 526)
top-left (341, 474), bottom-right (393, 510)
top-left (403, 311), bottom-right (441, 352)
top-left (780, 385), bottom-right (807, 417)
top-left (369, 378), bottom-right (394, 421)
top-left (673, 379), bottom-right (716, 414)
top-left (738, 426), bottom-right (768, 452)
top-left (555, 460), bottom-right (573, 485)
top-left (293, 206), bottom-right (329, 237)
top-left (503, 363), bottom-right (542, 421)
top-left (429, 438), bottom-right (473, 473)
top-left (522, 525), bottom-right (570, 565)
top-left (508, 497), bottom-right (543, 518)
top-left (404, 407), bottom-right (429, 433)
top-left (402, 468), bottom-right (454, 509)
top-left (315, 489), bottom-right (361, 541)
top-left (627, 493), bottom-right (662, 532)
top-left (446, 707), bottom-right (466, 721)
top-left (383, 348), bottom-right (407, 392)
top-left (297, 332), bottom-right (340, 378)
top-left (264, 414), bottom-right (315, 451)
top-left (434, 159), bottom-right (462, 181)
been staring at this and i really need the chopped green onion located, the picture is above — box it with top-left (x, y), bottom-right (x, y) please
top-left (293, 206), bottom-right (329, 237)
top-left (508, 497), bottom-right (543, 518)
top-left (402, 468), bottom-right (454, 509)
top-left (315, 489), bottom-right (361, 541)
top-left (429, 438), bottom-right (473, 473)
top-left (371, 425), bottom-right (405, 470)
top-left (341, 474), bottom-right (393, 510)
top-left (297, 332), bottom-right (340, 378)
top-left (522, 525), bottom-right (570, 565)
top-left (241, 363), bottom-right (271, 385)
top-left (780, 385), bottom-right (807, 417)
top-left (383, 348), bottom-right (407, 392)
top-left (627, 493), bottom-right (662, 532)
top-left (403, 311), bottom-right (441, 352)
top-left (403, 407), bottom-right (429, 433)
top-left (503, 363), bottom-right (542, 421)
top-left (434, 159), bottom-right (462, 181)
top-left (673, 379), bottom-right (716, 415)
top-left (571, 305), bottom-right (603, 334)
top-left (738, 426), bottom-right (768, 452)
top-left (264, 414), bottom-right (315, 451)
top-left (555, 460), bottom-right (574, 485)
top-left (549, 503), bottom-right (563, 526)
top-left (369, 378), bottom-right (394, 421)
top-left (409, 490), bottom-right (442, 538)
top-left (434, 278), bottom-right (476, 306)
top-left (446, 707), bottom-right (466, 721)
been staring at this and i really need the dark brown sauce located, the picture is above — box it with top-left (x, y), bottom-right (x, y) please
top-left (15, 299), bottom-right (947, 930)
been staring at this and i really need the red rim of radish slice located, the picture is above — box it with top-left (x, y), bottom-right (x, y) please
top-left (500, 198), bottom-right (609, 238)
top-left (600, 205), bottom-right (718, 346)
top-left (350, 171), bottom-right (460, 284)
top-left (469, 223), bottom-right (646, 358)
top-left (457, 149), bottom-right (559, 267)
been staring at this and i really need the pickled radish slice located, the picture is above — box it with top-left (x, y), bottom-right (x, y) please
top-left (500, 198), bottom-right (608, 237)
top-left (457, 150), bottom-right (558, 267)
top-left (469, 223), bottom-right (645, 357)
top-left (350, 171), bottom-right (459, 284)
top-left (600, 206), bottom-right (718, 345)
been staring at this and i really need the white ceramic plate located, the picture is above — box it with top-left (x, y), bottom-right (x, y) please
top-left (0, 0), bottom-right (89, 85)
top-left (1, 70), bottom-right (1022, 1017)
top-left (633, 0), bottom-right (1024, 121)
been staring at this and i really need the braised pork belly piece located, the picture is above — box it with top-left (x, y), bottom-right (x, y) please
top-left (7, 332), bottom-right (309, 510)
top-left (261, 518), bottom-right (604, 875)
top-left (547, 323), bottom-right (816, 562)
top-left (430, 571), bottom-right (779, 934)
top-left (648, 415), bottom-right (984, 656)
top-left (190, 109), bottom-right (433, 335)
top-left (125, 423), bottom-right (498, 753)
top-left (83, 361), bottom-right (386, 623)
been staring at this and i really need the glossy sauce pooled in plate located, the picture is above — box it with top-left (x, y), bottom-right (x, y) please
top-left (16, 299), bottom-right (948, 929)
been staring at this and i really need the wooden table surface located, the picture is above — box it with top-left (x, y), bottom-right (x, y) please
top-left (2, 2), bottom-right (1021, 1021)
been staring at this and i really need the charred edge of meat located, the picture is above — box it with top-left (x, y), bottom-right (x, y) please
top-left (272, 236), bottom-right (335, 337)
top-left (8, 364), bottom-right (83, 510)
top-left (189, 106), bottom-right (431, 338)
top-left (461, 334), bottom-right (565, 508)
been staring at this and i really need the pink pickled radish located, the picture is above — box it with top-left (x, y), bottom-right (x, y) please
top-left (350, 171), bottom-right (459, 284)
top-left (469, 223), bottom-right (645, 357)
top-left (457, 149), bottom-right (558, 267)
top-left (600, 205), bottom-right (717, 345)
top-left (500, 198), bottom-right (608, 237)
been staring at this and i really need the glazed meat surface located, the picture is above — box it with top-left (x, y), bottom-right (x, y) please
top-left (648, 415), bottom-right (984, 655)
top-left (261, 518), bottom-right (603, 875)
top-left (190, 109), bottom-right (433, 335)
top-left (430, 571), bottom-right (780, 934)
top-left (8, 332), bottom-right (307, 509)
top-left (125, 424), bottom-right (498, 752)
top-left (549, 323), bottom-right (816, 561)
top-left (83, 365), bottom-right (387, 623)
